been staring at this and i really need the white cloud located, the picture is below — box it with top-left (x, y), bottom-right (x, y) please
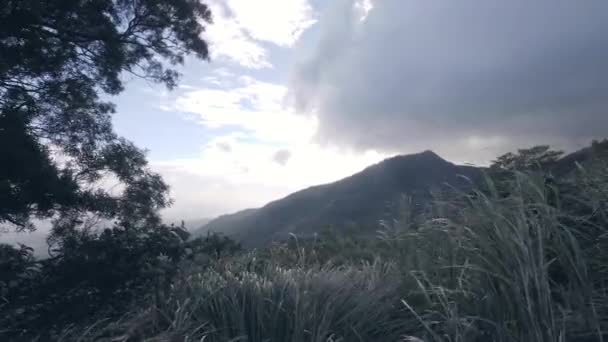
top-left (156, 164), bottom-right (292, 221)
top-left (226, 0), bottom-right (316, 46)
top-left (159, 135), bottom-right (384, 187)
top-left (204, 2), bottom-right (271, 68)
top-left (171, 76), bottom-right (317, 144)
top-left (156, 73), bottom-right (388, 221)
top-left (354, 0), bottom-right (373, 22)
top-left (156, 136), bottom-right (387, 221)
top-left (204, 0), bottom-right (316, 68)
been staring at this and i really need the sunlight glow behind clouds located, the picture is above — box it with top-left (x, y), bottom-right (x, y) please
top-left (161, 72), bottom-right (388, 191)
top-left (157, 136), bottom-right (385, 189)
top-left (157, 72), bottom-right (388, 220)
top-left (354, 0), bottom-right (373, 22)
top-left (156, 136), bottom-right (387, 220)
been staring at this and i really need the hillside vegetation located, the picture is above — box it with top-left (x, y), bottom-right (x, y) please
top-left (4, 142), bottom-right (608, 341)
top-left (197, 146), bottom-right (597, 248)
top-left (2, 1), bottom-right (608, 341)
top-left (198, 151), bottom-right (482, 247)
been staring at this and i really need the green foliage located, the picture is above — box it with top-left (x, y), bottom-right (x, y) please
top-left (0, 0), bottom-right (211, 230)
top-left (4, 3), bottom-right (607, 341)
top-left (60, 259), bottom-right (406, 342)
top-left (0, 244), bottom-right (38, 307)
top-left (0, 226), bottom-right (245, 340)
top-left (491, 145), bottom-right (564, 172)
top-left (190, 231), bottom-right (243, 260)
top-left (1, 2), bottom-right (214, 337)
top-left (44, 144), bottom-right (608, 342)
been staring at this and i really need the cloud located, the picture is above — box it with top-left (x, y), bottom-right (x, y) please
top-left (225, 0), bottom-right (316, 47)
top-left (156, 72), bottom-right (389, 221)
top-left (156, 164), bottom-right (292, 221)
top-left (204, 2), bottom-right (271, 68)
top-left (204, 0), bottom-right (316, 68)
top-left (169, 75), bottom-right (317, 144)
top-left (155, 137), bottom-right (387, 221)
top-left (290, 0), bottom-right (608, 162)
top-left (216, 141), bottom-right (232, 152)
top-left (353, 0), bottom-right (373, 22)
top-left (272, 149), bottom-right (291, 165)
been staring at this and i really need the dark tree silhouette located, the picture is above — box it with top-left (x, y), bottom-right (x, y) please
top-left (0, 0), bottom-right (212, 230)
top-left (0, 3), bottom-right (216, 336)
top-left (490, 145), bottom-right (564, 172)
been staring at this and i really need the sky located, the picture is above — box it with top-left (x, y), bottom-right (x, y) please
top-left (109, 0), bottom-right (608, 223)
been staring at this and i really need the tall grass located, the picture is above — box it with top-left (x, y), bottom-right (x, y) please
top-left (64, 260), bottom-right (407, 342)
top-left (61, 164), bottom-right (608, 342)
top-left (398, 171), bottom-right (601, 341)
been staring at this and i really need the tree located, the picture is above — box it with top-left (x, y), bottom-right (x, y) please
top-left (190, 232), bottom-right (242, 260)
top-left (0, 243), bottom-right (37, 300)
top-left (490, 145), bottom-right (564, 172)
top-left (0, 0), bottom-right (212, 231)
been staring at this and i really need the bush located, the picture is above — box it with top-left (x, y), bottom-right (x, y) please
top-left (0, 224), bottom-right (222, 340)
top-left (79, 163), bottom-right (608, 342)
top-left (6, 146), bottom-right (608, 342)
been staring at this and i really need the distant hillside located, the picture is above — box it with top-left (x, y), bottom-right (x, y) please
top-left (184, 218), bottom-right (211, 231)
top-left (196, 151), bottom-right (483, 247)
top-left (195, 209), bottom-right (257, 237)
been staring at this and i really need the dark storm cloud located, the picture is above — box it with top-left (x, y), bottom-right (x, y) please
top-left (291, 0), bottom-right (608, 160)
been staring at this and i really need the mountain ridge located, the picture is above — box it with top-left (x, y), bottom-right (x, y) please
top-left (195, 150), bottom-right (483, 246)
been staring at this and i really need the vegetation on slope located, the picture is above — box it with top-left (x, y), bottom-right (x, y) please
top-left (2, 2), bottom-right (608, 341)
top-left (198, 150), bottom-right (482, 247)
top-left (3, 143), bottom-right (607, 341)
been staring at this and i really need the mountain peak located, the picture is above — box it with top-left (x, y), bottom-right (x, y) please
top-left (417, 150), bottom-right (445, 161)
top-left (380, 150), bottom-right (449, 169)
top-left (197, 148), bottom-right (481, 246)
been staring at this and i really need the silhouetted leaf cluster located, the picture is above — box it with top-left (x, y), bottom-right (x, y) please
top-left (0, 0), bottom-right (211, 230)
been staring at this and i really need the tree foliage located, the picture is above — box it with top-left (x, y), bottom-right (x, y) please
top-left (0, 2), bottom-right (216, 338)
top-left (490, 145), bottom-right (564, 172)
top-left (0, 0), bottom-right (212, 230)
top-left (0, 223), bottom-right (245, 339)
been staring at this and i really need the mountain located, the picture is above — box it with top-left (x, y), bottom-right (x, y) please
top-left (195, 209), bottom-right (258, 237)
top-left (184, 218), bottom-right (212, 231)
top-left (196, 150), bottom-right (483, 247)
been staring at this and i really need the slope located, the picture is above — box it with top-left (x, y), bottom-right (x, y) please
top-left (197, 151), bottom-right (482, 247)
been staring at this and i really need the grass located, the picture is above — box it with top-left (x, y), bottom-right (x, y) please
top-left (58, 162), bottom-right (608, 341)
